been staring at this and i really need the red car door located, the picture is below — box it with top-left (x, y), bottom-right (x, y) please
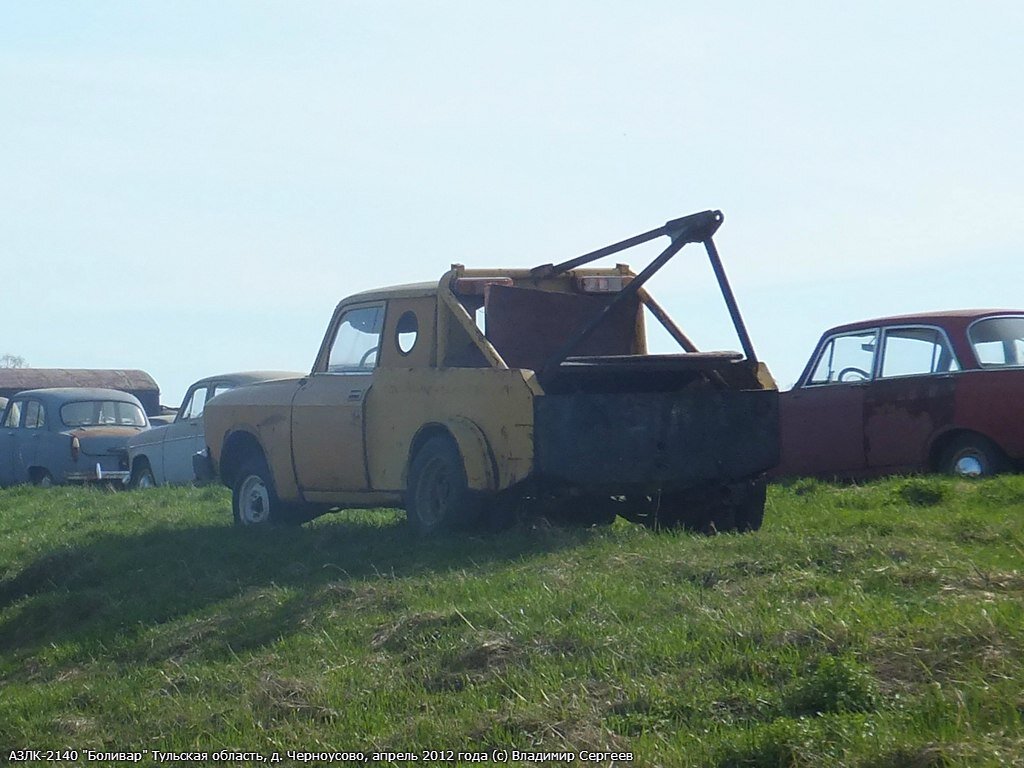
top-left (864, 326), bottom-right (960, 472)
top-left (777, 328), bottom-right (879, 478)
top-left (779, 384), bottom-right (867, 477)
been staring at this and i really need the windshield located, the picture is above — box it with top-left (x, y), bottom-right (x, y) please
top-left (969, 316), bottom-right (1024, 368)
top-left (60, 400), bottom-right (148, 427)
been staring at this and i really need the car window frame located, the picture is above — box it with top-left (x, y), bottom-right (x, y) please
top-left (801, 327), bottom-right (881, 388)
top-left (876, 323), bottom-right (962, 380)
top-left (22, 398), bottom-right (46, 430)
top-left (2, 398), bottom-right (25, 429)
top-left (319, 301), bottom-right (386, 376)
top-left (177, 384), bottom-right (213, 422)
top-left (966, 314), bottom-right (1024, 369)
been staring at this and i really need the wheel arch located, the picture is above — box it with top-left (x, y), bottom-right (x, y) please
top-left (130, 453), bottom-right (152, 475)
top-left (28, 466), bottom-right (53, 485)
top-left (406, 418), bottom-right (498, 492)
top-left (220, 430), bottom-right (269, 489)
top-left (928, 428), bottom-right (1007, 472)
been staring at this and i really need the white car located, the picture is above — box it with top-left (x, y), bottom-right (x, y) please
top-left (126, 371), bottom-right (301, 487)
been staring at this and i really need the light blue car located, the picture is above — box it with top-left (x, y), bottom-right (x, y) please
top-left (0, 387), bottom-right (149, 487)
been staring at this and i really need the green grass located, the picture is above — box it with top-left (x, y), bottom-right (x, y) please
top-left (1, 477), bottom-right (1023, 766)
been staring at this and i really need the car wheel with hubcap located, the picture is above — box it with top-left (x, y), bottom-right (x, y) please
top-left (940, 435), bottom-right (1006, 478)
top-left (130, 464), bottom-right (156, 489)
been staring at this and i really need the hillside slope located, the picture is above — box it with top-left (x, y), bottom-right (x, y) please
top-left (1, 478), bottom-right (1022, 766)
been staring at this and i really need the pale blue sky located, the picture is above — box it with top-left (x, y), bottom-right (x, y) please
top-left (3, 2), bottom-right (1022, 403)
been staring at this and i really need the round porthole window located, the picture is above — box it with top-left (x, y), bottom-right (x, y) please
top-left (396, 310), bottom-right (418, 355)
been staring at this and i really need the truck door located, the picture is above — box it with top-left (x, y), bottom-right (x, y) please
top-left (291, 303), bottom-right (383, 493)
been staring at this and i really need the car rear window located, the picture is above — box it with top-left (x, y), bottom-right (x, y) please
top-left (969, 316), bottom-right (1024, 367)
top-left (60, 400), bottom-right (147, 427)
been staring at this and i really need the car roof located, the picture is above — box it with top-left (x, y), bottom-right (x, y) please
top-left (12, 387), bottom-right (145, 403)
top-left (340, 281), bottom-right (438, 304)
top-left (824, 309), bottom-right (1024, 335)
top-left (187, 371), bottom-right (304, 388)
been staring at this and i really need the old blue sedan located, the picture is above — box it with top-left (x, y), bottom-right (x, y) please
top-left (0, 387), bottom-right (150, 487)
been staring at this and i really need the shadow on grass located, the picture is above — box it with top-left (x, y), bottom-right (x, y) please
top-left (0, 512), bottom-right (591, 666)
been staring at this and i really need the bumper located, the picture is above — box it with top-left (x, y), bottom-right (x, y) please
top-left (66, 463), bottom-right (131, 484)
top-left (193, 449), bottom-right (216, 484)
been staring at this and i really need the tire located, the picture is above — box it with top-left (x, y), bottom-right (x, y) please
top-left (232, 455), bottom-right (306, 526)
top-left (406, 435), bottom-right (480, 534)
top-left (940, 435), bottom-right (1007, 478)
top-left (130, 463), bottom-right (156, 489)
top-left (33, 470), bottom-right (54, 488)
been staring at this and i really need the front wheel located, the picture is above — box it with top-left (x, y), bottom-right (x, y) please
top-left (130, 463), bottom-right (156, 489)
top-left (405, 435), bottom-right (481, 534)
top-left (232, 455), bottom-right (306, 526)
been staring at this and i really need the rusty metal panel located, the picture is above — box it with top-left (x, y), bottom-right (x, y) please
top-left (364, 367), bottom-right (540, 492)
top-left (484, 284), bottom-right (639, 373)
top-left (864, 376), bottom-right (956, 469)
top-left (534, 389), bottom-right (778, 491)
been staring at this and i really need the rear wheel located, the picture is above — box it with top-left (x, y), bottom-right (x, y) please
top-left (232, 455), bottom-right (306, 526)
top-left (32, 469), bottom-right (54, 488)
top-left (940, 434), bottom-right (1006, 477)
top-left (406, 435), bottom-right (480, 534)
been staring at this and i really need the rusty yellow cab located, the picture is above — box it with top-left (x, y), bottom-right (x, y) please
top-left (201, 210), bottom-right (779, 533)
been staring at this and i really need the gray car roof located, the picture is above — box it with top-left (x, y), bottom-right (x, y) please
top-left (11, 387), bottom-right (146, 404)
top-left (187, 371), bottom-right (304, 388)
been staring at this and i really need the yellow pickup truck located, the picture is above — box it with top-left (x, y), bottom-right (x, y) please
top-left (200, 211), bottom-right (779, 533)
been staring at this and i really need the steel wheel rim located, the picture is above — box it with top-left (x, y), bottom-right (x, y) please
top-left (138, 471), bottom-right (155, 489)
top-left (418, 456), bottom-right (455, 527)
top-left (239, 474), bottom-right (271, 524)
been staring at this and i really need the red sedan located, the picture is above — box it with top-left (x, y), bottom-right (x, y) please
top-left (777, 310), bottom-right (1024, 478)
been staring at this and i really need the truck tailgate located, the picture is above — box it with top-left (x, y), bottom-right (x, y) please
top-left (534, 389), bottom-right (778, 491)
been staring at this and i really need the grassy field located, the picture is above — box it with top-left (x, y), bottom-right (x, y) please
top-left (1, 476), bottom-right (1022, 767)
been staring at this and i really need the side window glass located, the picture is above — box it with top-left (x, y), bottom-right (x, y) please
top-left (880, 327), bottom-right (960, 378)
top-left (328, 305), bottom-right (384, 372)
top-left (183, 388), bottom-right (209, 420)
top-left (3, 401), bottom-right (23, 428)
top-left (808, 330), bottom-right (878, 384)
top-left (24, 400), bottom-right (45, 429)
top-left (396, 310), bottom-right (419, 355)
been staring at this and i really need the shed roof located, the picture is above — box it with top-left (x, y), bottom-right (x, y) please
top-left (0, 368), bottom-right (158, 393)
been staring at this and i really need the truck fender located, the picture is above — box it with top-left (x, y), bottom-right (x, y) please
top-left (410, 418), bottom-right (498, 492)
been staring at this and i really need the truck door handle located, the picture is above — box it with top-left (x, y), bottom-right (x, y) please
top-left (348, 389), bottom-right (363, 402)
